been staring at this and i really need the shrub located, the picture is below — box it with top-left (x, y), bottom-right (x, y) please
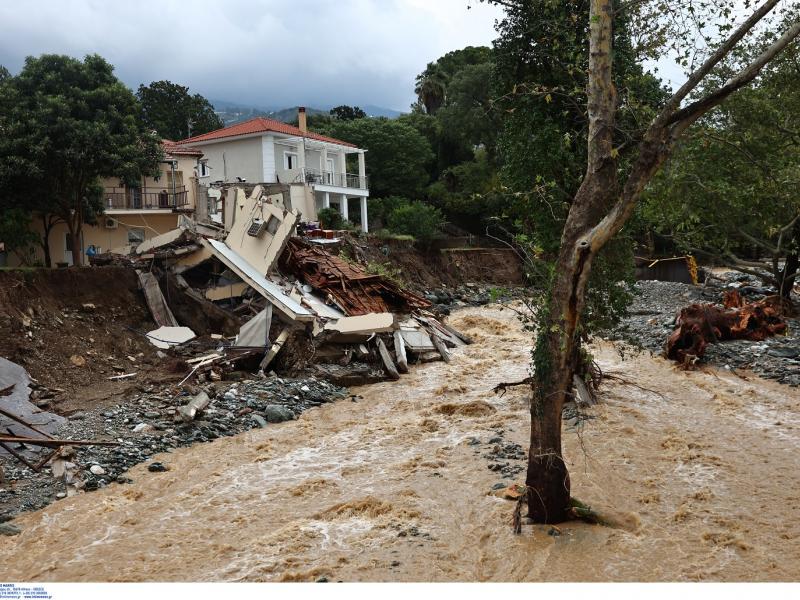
top-left (317, 207), bottom-right (346, 230)
top-left (386, 201), bottom-right (444, 244)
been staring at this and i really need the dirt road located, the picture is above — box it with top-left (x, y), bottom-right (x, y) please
top-left (1, 305), bottom-right (798, 582)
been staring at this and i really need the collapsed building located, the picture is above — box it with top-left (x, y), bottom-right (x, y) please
top-left (92, 184), bottom-right (471, 386)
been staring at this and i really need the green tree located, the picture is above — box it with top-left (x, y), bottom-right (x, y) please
top-left (640, 44), bottom-right (800, 298)
top-left (326, 118), bottom-right (434, 198)
top-left (0, 208), bottom-right (38, 265)
top-left (0, 54), bottom-right (162, 266)
top-left (329, 105), bottom-right (367, 120)
top-left (386, 201), bottom-right (444, 244)
top-left (482, 0), bottom-right (800, 523)
top-left (414, 46), bottom-right (493, 115)
top-left (137, 80), bottom-right (223, 140)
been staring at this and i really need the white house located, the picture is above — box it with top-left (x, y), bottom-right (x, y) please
top-left (178, 108), bottom-right (370, 230)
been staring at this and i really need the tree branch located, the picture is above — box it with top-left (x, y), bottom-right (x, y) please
top-left (668, 20), bottom-right (800, 136)
top-left (657, 0), bottom-right (784, 123)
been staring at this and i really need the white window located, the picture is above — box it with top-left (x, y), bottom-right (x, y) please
top-left (199, 162), bottom-right (211, 177)
top-left (127, 228), bottom-right (145, 245)
top-left (284, 152), bottom-right (299, 170)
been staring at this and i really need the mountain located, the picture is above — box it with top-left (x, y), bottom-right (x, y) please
top-left (211, 100), bottom-right (404, 126)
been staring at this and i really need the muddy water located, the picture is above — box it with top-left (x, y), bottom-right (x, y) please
top-left (2, 305), bottom-right (799, 582)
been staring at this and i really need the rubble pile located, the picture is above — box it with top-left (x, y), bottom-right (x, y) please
top-left (280, 237), bottom-right (430, 315)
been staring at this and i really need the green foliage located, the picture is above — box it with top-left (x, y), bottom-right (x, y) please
top-left (0, 54), bottom-right (162, 264)
top-left (414, 46), bottom-right (493, 115)
top-left (325, 118), bottom-right (434, 198)
top-left (637, 40), bottom-right (800, 293)
top-left (318, 207), bottom-right (346, 230)
top-left (137, 80), bottom-right (223, 140)
top-left (385, 201), bottom-right (444, 244)
top-left (0, 208), bottom-right (37, 265)
top-left (488, 1), bottom-right (667, 334)
top-left (368, 195), bottom-right (413, 229)
top-left (365, 260), bottom-right (405, 285)
top-left (329, 105), bottom-right (366, 120)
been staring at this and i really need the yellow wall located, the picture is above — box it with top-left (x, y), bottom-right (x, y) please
top-left (9, 213), bottom-right (180, 267)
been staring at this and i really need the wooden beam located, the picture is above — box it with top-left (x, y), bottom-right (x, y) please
top-left (376, 338), bottom-right (400, 380)
top-left (393, 331), bottom-right (408, 374)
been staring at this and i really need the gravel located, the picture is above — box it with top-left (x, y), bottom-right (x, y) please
top-left (0, 375), bottom-right (347, 520)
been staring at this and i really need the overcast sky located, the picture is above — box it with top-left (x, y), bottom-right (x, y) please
top-left (0, 0), bottom-right (506, 112)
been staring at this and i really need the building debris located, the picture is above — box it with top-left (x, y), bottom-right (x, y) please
top-left (280, 237), bottom-right (430, 316)
top-left (178, 390), bottom-right (212, 422)
top-left (78, 184), bottom-right (471, 390)
top-left (137, 270), bottom-right (179, 327)
top-left (146, 326), bottom-right (197, 349)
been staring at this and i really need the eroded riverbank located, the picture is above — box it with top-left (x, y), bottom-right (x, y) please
top-left (1, 304), bottom-right (799, 582)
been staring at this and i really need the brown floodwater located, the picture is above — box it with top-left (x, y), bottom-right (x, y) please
top-left (1, 305), bottom-right (799, 582)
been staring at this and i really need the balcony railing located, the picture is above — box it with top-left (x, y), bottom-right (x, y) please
top-left (104, 186), bottom-right (189, 210)
top-left (297, 168), bottom-right (368, 190)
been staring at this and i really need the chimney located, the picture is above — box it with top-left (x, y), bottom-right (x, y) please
top-left (298, 106), bottom-right (307, 133)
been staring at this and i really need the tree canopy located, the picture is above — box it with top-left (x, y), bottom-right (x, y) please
top-left (323, 118), bottom-right (434, 199)
top-left (329, 105), bottom-right (367, 120)
top-left (137, 80), bottom-right (223, 140)
top-left (0, 54), bottom-right (162, 265)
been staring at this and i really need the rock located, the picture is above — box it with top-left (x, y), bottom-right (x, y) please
top-left (768, 346), bottom-right (800, 359)
top-left (0, 523), bottom-right (21, 536)
top-left (132, 423), bottom-right (154, 433)
top-left (89, 465), bottom-right (106, 476)
top-left (143, 411), bottom-right (161, 419)
top-left (147, 462), bottom-right (169, 472)
top-left (250, 414), bottom-right (268, 428)
top-left (69, 354), bottom-right (86, 367)
top-left (491, 482), bottom-right (506, 490)
top-left (263, 404), bottom-right (295, 423)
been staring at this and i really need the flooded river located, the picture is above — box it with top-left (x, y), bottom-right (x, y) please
top-left (1, 305), bottom-right (799, 581)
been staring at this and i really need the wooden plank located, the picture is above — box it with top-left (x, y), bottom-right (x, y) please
top-left (136, 270), bottom-right (178, 327)
top-left (393, 331), bottom-right (409, 374)
top-left (259, 327), bottom-right (290, 370)
top-left (441, 321), bottom-right (473, 345)
top-left (431, 332), bottom-right (451, 363)
top-left (376, 338), bottom-right (400, 380)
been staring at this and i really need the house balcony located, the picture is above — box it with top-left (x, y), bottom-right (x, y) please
top-left (296, 168), bottom-right (369, 191)
top-left (103, 186), bottom-right (190, 211)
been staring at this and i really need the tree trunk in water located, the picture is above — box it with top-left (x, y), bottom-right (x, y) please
top-left (525, 0), bottom-right (617, 523)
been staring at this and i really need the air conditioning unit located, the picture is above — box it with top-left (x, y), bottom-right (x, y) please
top-left (246, 218), bottom-right (266, 237)
top-left (104, 218), bottom-right (118, 229)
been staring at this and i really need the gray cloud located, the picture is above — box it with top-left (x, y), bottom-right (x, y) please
top-left (0, 0), bottom-right (505, 111)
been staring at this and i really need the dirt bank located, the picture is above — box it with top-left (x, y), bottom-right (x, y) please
top-left (345, 236), bottom-right (525, 291)
top-left (0, 268), bottom-right (170, 413)
top-left (1, 304), bottom-right (798, 582)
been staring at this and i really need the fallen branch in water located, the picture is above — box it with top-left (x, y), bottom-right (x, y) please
top-left (493, 377), bottom-right (534, 396)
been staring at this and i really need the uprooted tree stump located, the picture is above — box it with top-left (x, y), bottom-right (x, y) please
top-left (665, 295), bottom-right (788, 365)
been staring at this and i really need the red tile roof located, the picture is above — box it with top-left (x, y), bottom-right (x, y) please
top-left (176, 117), bottom-right (357, 148)
top-left (162, 139), bottom-right (204, 157)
